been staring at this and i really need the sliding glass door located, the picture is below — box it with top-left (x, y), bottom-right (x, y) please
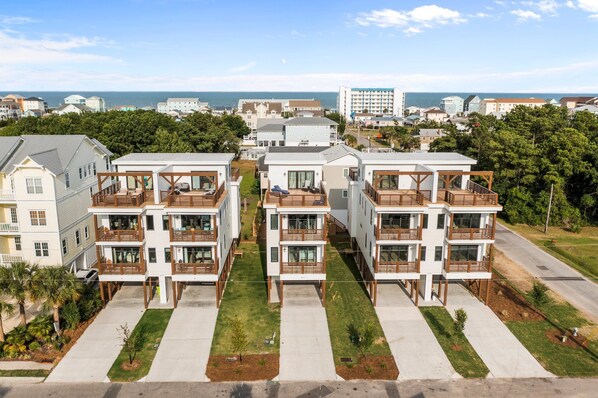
top-left (288, 246), bottom-right (317, 263)
top-left (288, 171), bottom-right (314, 190)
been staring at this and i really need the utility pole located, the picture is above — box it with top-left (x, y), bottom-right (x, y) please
top-left (544, 183), bottom-right (554, 233)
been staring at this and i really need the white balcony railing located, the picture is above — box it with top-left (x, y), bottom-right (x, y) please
top-left (0, 190), bottom-right (15, 201)
top-left (0, 223), bottom-right (19, 233)
top-left (0, 254), bottom-right (23, 265)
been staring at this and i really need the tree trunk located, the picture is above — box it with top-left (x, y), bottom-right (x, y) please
top-left (19, 302), bottom-right (26, 326)
top-left (53, 305), bottom-right (61, 335)
top-left (0, 316), bottom-right (4, 342)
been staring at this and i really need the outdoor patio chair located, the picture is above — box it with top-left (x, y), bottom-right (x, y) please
top-left (272, 185), bottom-right (290, 195)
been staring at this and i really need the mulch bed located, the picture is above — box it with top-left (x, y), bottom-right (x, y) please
top-left (206, 354), bottom-right (279, 381)
top-left (470, 277), bottom-right (543, 322)
top-left (336, 355), bottom-right (399, 380)
top-left (545, 329), bottom-right (589, 349)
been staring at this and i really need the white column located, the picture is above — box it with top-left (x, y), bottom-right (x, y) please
top-left (159, 275), bottom-right (167, 304)
top-left (420, 273), bottom-right (433, 302)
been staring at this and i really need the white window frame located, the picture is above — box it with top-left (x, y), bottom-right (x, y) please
top-left (14, 236), bottom-right (21, 251)
top-left (342, 190), bottom-right (348, 198)
top-left (62, 239), bottom-right (68, 255)
top-left (75, 229), bottom-right (81, 246)
top-left (84, 226), bottom-right (90, 240)
top-left (34, 242), bottom-right (49, 257)
top-left (10, 208), bottom-right (18, 224)
top-left (30, 210), bottom-right (47, 226)
top-left (26, 177), bottom-right (43, 194)
top-left (343, 168), bottom-right (349, 177)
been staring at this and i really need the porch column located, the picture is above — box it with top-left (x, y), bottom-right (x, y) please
top-left (415, 279), bottom-right (420, 306)
top-left (373, 281), bottom-right (378, 306)
top-left (172, 281), bottom-right (178, 308)
top-left (216, 281), bottom-right (221, 308)
top-left (321, 280), bottom-right (326, 307)
top-left (421, 273), bottom-right (432, 302)
top-left (108, 282), bottom-right (113, 301)
top-left (159, 275), bottom-right (168, 304)
top-left (267, 277), bottom-right (271, 304)
top-left (485, 279), bottom-right (491, 305)
top-left (443, 279), bottom-right (449, 306)
top-left (143, 280), bottom-right (148, 309)
top-left (280, 280), bottom-right (284, 307)
top-left (99, 282), bottom-right (105, 305)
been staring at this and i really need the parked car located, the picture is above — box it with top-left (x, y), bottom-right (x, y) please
top-left (75, 269), bottom-right (98, 285)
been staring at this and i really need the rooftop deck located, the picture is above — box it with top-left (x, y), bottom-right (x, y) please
top-left (265, 182), bottom-right (328, 207)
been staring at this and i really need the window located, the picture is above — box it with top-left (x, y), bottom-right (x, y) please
top-left (288, 214), bottom-right (316, 230)
top-left (374, 174), bottom-right (398, 190)
top-left (112, 247), bottom-right (140, 263)
top-left (450, 245), bottom-right (479, 261)
top-left (75, 230), bottom-right (81, 246)
top-left (288, 246), bottom-right (316, 262)
top-left (437, 214), bottom-right (445, 229)
top-left (35, 242), bottom-right (49, 257)
top-left (379, 245), bottom-right (409, 262)
top-left (65, 172), bottom-right (70, 189)
top-left (30, 210), bottom-right (47, 226)
top-left (14, 236), bottom-right (21, 251)
top-left (79, 167), bottom-right (83, 179)
top-left (422, 214), bottom-right (428, 229)
top-left (270, 247), bottom-right (279, 262)
top-left (89, 187), bottom-right (93, 197)
top-left (92, 162), bottom-right (97, 176)
top-left (270, 214), bottom-right (278, 230)
top-left (370, 209), bottom-right (373, 225)
top-left (105, 158), bottom-right (110, 171)
top-left (183, 247), bottom-right (212, 263)
top-left (84, 226), bottom-right (90, 239)
top-left (380, 213), bottom-right (410, 229)
top-left (10, 208), bottom-right (18, 224)
top-left (162, 215), bottom-right (170, 230)
top-left (342, 190), bottom-right (348, 198)
top-left (288, 170), bottom-right (315, 190)
top-left (146, 215), bottom-right (154, 231)
top-left (26, 178), bottom-right (43, 194)
top-left (434, 246), bottom-right (443, 261)
top-left (164, 248), bottom-right (171, 263)
top-left (62, 239), bottom-right (68, 255)
top-left (87, 164), bottom-right (92, 176)
top-left (420, 246), bottom-right (426, 261)
top-left (343, 168), bottom-right (349, 177)
top-left (148, 248), bottom-right (157, 263)
top-left (452, 214), bottom-right (481, 229)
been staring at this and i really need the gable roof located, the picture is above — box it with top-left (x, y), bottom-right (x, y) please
top-left (320, 144), bottom-right (360, 162)
top-left (464, 95), bottom-right (480, 103)
top-left (28, 149), bottom-right (63, 175)
top-left (55, 103), bottom-right (93, 112)
top-left (284, 117), bottom-right (338, 126)
top-left (257, 123), bottom-right (285, 133)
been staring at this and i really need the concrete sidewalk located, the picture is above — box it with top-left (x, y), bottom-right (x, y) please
top-left (279, 284), bottom-right (336, 381)
top-left (45, 286), bottom-right (145, 383)
top-left (146, 285), bottom-right (218, 382)
top-left (375, 283), bottom-right (458, 380)
top-left (446, 284), bottom-right (552, 378)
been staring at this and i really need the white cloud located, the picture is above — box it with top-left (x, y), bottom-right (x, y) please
top-left (0, 15), bottom-right (36, 24)
top-left (522, 0), bottom-right (561, 14)
top-left (290, 30), bottom-right (306, 38)
top-left (355, 5), bottom-right (466, 35)
top-left (229, 61), bottom-right (256, 72)
top-left (0, 30), bottom-right (118, 65)
top-left (589, 13), bottom-right (598, 18)
top-left (471, 12), bottom-right (492, 18)
top-left (577, 0), bottom-right (598, 12)
top-left (281, 58), bottom-right (287, 64)
top-left (510, 9), bottom-right (542, 21)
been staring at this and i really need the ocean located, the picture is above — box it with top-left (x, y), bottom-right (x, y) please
top-left (1, 91), bottom-right (595, 110)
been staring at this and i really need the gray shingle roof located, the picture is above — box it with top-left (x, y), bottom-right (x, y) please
top-left (28, 149), bottom-right (63, 175)
top-left (284, 117), bottom-right (338, 126)
top-left (267, 147), bottom-right (329, 154)
top-left (257, 124), bottom-right (285, 133)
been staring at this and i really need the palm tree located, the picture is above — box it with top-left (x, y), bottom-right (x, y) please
top-left (0, 300), bottom-right (15, 342)
top-left (0, 261), bottom-right (38, 326)
top-left (32, 266), bottom-right (81, 334)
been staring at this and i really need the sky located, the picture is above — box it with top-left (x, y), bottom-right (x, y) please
top-left (1, 0), bottom-right (598, 92)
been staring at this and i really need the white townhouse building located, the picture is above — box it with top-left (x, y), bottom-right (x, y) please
top-left (64, 95), bottom-right (87, 105)
top-left (337, 87), bottom-right (405, 121)
top-left (0, 101), bottom-right (22, 120)
top-left (85, 96), bottom-right (107, 112)
top-left (157, 98), bottom-right (209, 115)
top-left (346, 152), bottom-right (501, 306)
top-left (89, 153), bottom-right (241, 308)
top-left (479, 98), bottom-right (546, 115)
top-left (54, 104), bottom-right (93, 115)
top-left (22, 97), bottom-right (48, 115)
top-left (0, 135), bottom-right (113, 271)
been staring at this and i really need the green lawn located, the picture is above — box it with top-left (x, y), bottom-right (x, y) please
top-left (420, 307), bottom-right (489, 378)
top-left (233, 160), bottom-right (259, 241)
top-left (108, 309), bottom-right (173, 382)
top-left (325, 245), bottom-right (392, 365)
top-left (503, 222), bottom-right (598, 282)
top-left (210, 242), bottom-right (280, 356)
top-left (0, 369), bottom-right (50, 378)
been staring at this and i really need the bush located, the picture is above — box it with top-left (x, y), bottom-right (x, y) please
top-left (453, 308), bottom-right (468, 334)
top-left (250, 179), bottom-right (261, 195)
top-left (528, 282), bottom-right (551, 308)
top-left (61, 301), bottom-right (81, 330)
top-left (347, 322), bottom-right (375, 360)
top-left (27, 316), bottom-right (53, 343)
top-left (28, 341), bottom-right (41, 351)
top-left (78, 285), bottom-right (103, 321)
top-left (3, 325), bottom-right (32, 358)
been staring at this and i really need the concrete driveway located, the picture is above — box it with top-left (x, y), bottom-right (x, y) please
top-left (495, 223), bottom-right (598, 320)
top-left (46, 285), bottom-right (145, 383)
top-left (146, 285), bottom-right (218, 382)
top-left (279, 284), bottom-right (336, 381)
top-left (446, 283), bottom-right (552, 378)
top-left (375, 283), bottom-right (459, 380)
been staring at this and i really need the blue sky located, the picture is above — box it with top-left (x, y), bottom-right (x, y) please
top-left (1, 0), bottom-right (597, 91)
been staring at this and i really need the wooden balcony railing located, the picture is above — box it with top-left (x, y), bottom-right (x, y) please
top-left (281, 229), bottom-right (325, 241)
top-left (161, 183), bottom-right (225, 207)
top-left (92, 181), bottom-right (151, 207)
top-left (98, 261), bottom-right (146, 275)
top-left (376, 227), bottom-right (421, 240)
top-left (448, 226), bottom-right (494, 240)
top-left (170, 227), bottom-right (217, 242)
top-left (444, 257), bottom-right (492, 273)
top-left (231, 168), bottom-right (240, 181)
top-left (348, 168), bottom-right (359, 181)
top-left (364, 181), bottom-right (425, 206)
top-left (266, 183), bottom-right (328, 207)
top-left (375, 260), bottom-right (419, 273)
top-left (96, 228), bottom-right (143, 242)
top-left (443, 181), bottom-right (499, 206)
top-left (171, 261), bottom-right (217, 275)
top-left (281, 262), bottom-right (325, 274)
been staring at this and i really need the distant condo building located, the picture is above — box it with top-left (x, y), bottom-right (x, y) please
top-left (22, 97), bottom-right (48, 115)
top-left (64, 95), bottom-right (87, 105)
top-left (86, 96), bottom-right (107, 112)
top-left (559, 96), bottom-right (598, 109)
top-left (157, 98), bottom-right (209, 116)
top-left (479, 98), bottom-right (546, 115)
top-left (62, 94), bottom-right (107, 113)
top-left (440, 96), bottom-right (464, 116)
top-left (237, 99), bottom-right (323, 130)
top-left (463, 95), bottom-right (481, 114)
top-left (337, 87), bottom-right (405, 121)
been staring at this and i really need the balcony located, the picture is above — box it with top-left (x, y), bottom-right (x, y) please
top-left (0, 254), bottom-right (23, 266)
top-left (92, 181), bottom-right (152, 207)
top-left (231, 168), bottom-right (240, 182)
top-left (161, 183), bottom-right (225, 208)
top-left (364, 181), bottom-right (428, 206)
top-left (266, 183), bottom-right (328, 207)
top-left (0, 190), bottom-right (15, 202)
top-left (0, 223), bottom-right (19, 233)
top-left (96, 227), bottom-right (143, 242)
top-left (448, 226), bottom-right (494, 240)
top-left (375, 259), bottom-right (419, 273)
top-left (171, 260), bottom-right (217, 275)
top-left (440, 181), bottom-right (499, 206)
top-left (281, 229), bottom-right (325, 241)
top-left (348, 167), bottom-right (359, 182)
top-left (443, 257), bottom-right (492, 273)
top-left (98, 261), bottom-right (146, 275)
top-left (170, 228), bottom-right (217, 242)
top-left (281, 262), bottom-right (325, 274)
top-left (376, 227), bottom-right (421, 241)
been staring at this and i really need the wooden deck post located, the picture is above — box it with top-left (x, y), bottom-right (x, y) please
top-left (415, 279), bottom-right (420, 306)
top-left (143, 280), bottom-right (148, 309)
top-left (437, 277), bottom-right (442, 301)
top-left (267, 277), bottom-right (271, 304)
top-left (172, 281), bottom-right (178, 308)
top-left (443, 279), bottom-right (448, 306)
top-left (280, 280), bottom-right (284, 307)
top-left (108, 282), bottom-right (113, 301)
top-left (373, 281), bottom-right (378, 306)
top-left (99, 282), bottom-right (105, 305)
top-left (321, 280), bottom-right (326, 307)
top-left (410, 280), bottom-right (414, 299)
top-left (485, 279), bottom-right (491, 305)
top-left (216, 281), bottom-right (220, 308)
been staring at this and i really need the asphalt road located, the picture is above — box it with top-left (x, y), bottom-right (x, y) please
top-left (495, 223), bottom-right (598, 320)
top-left (2, 378), bottom-right (596, 397)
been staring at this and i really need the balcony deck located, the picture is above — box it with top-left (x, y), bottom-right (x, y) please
top-left (443, 258), bottom-right (491, 273)
top-left (96, 228), bottom-right (143, 242)
top-left (376, 227), bottom-right (421, 241)
top-left (266, 189), bottom-right (328, 207)
top-left (170, 228), bottom-right (217, 242)
top-left (375, 260), bottom-right (419, 273)
top-left (98, 262), bottom-right (146, 275)
top-left (0, 223), bottom-right (19, 233)
top-left (281, 229), bottom-right (325, 241)
top-left (161, 183), bottom-right (225, 208)
top-left (92, 182), bottom-right (153, 208)
top-left (171, 261), bottom-right (217, 275)
top-left (448, 227), bottom-right (494, 240)
top-left (281, 262), bottom-right (325, 274)
top-left (439, 181), bottom-right (499, 206)
top-left (0, 253), bottom-right (23, 266)
top-left (364, 181), bottom-right (429, 206)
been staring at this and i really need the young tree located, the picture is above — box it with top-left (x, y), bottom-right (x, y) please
top-left (32, 266), bottom-right (82, 334)
top-left (347, 322), bottom-right (375, 360)
top-left (118, 323), bottom-right (146, 365)
top-left (229, 317), bottom-right (249, 362)
top-left (453, 308), bottom-right (468, 334)
top-left (0, 262), bottom-right (39, 326)
top-left (528, 281), bottom-right (551, 308)
top-left (0, 300), bottom-right (15, 342)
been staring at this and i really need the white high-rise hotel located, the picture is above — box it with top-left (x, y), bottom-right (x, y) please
top-left (337, 87), bottom-right (405, 121)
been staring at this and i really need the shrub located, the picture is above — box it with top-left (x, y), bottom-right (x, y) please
top-left (27, 316), bottom-right (53, 343)
top-left (347, 322), bottom-right (375, 360)
top-left (528, 282), bottom-right (551, 308)
top-left (229, 317), bottom-right (249, 362)
top-left (453, 308), bottom-right (468, 334)
top-left (61, 301), bottom-right (81, 330)
top-left (78, 285), bottom-right (103, 321)
top-left (3, 325), bottom-right (32, 358)
top-left (250, 179), bottom-right (261, 195)
top-left (28, 341), bottom-right (41, 351)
